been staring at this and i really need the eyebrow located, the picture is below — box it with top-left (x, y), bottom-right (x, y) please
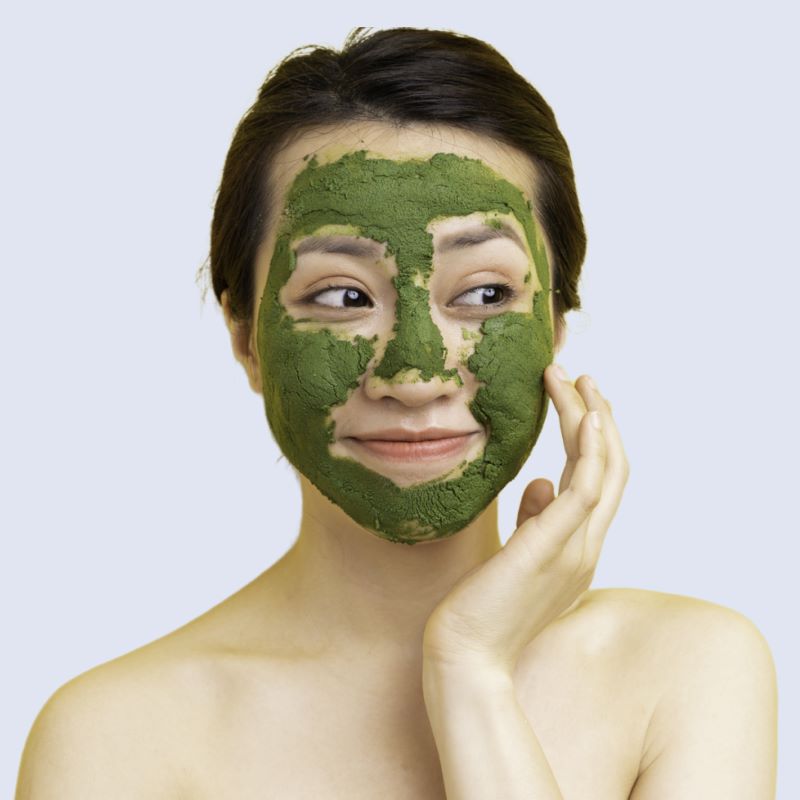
top-left (294, 236), bottom-right (385, 259)
top-left (292, 221), bottom-right (527, 259)
top-left (437, 222), bottom-right (527, 255)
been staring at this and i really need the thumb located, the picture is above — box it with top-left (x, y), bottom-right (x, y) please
top-left (516, 478), bottom-right (555, 529)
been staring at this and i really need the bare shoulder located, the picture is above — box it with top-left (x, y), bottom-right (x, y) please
top-left (573, 586), bottom-right (776, 697)
top-left (579, 588), bottom-right (777, 798)
top-left (570, 586), bottom-right (774, 650)
top-left (15, 635), bottom-right (213, 799)
top-left (15, 576), bottom-right (287, 799)
top-left (525, 586), bottom-right (774, 697)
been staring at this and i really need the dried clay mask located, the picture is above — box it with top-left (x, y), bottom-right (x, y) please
top-left (256, 150), bottom-right (554, 545)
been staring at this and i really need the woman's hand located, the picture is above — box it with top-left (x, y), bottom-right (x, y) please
top-left (422, 364), bottom-right (630, 676)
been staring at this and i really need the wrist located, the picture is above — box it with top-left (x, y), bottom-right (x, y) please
top-left (422, 644), bottom-right (515, 681)
top-left (423, 654), bottom-right (515, 702)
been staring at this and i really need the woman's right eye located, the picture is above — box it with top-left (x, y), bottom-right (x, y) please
top-left (305, 285), bottom-right (373, 309)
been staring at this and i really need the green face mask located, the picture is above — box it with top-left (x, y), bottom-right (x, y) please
top-left (256, 150), bottom-right (553, 545)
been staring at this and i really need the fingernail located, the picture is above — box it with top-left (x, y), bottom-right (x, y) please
top-left (553, 363), bottom-right (569, 381)
top-left (586, 375), bottom-right (597, 391)
top-left (590, 411), bottom-right (602, 430)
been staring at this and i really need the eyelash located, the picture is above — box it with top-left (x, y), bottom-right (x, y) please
top-left (456, 282), bottom-right (516, 308)
top-left (301, 282), bottom-right (517, 310)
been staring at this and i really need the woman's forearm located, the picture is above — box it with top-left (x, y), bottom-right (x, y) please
top-left (422, 659), bottom-right (564, 800)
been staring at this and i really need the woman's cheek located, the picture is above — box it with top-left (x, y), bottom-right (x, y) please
top-left (466, 303), bottom-right (552, 475)
top-left (258, 316), bottom-right (376, 460)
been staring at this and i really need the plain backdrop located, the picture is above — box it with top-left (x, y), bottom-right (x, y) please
top-left (3, 2), bottom-right (797, 797)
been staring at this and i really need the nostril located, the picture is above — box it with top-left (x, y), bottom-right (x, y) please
top-left (363, 370), bottom-right (463, 405)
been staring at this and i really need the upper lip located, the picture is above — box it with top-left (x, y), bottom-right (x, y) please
top-left (349, 427), bottom-right (480, 442)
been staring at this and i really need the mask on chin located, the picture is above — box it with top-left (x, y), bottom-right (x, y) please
top-left (256, 151), bottom-right (554, 545)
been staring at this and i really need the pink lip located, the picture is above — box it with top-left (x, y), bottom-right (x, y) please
top-left (350, 427), bottom-right (478, 442)
top-left (348, 431), bottom-right (480, 461)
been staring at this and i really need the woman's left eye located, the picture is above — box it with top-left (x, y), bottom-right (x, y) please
top-left (451, 283), bottom-right (515, 308)
top-left (304, 286), bottom-right (373, 309)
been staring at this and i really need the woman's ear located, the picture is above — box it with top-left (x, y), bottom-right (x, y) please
top-left (221, 289), bottom-right (262, 394)
top-left (554, 316), bottom-right (566, 356)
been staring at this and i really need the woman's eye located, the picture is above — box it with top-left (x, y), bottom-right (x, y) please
top-left (306, 286), bottom-right (373, 309)
top-left (451, 283), bottom-right (515, 308)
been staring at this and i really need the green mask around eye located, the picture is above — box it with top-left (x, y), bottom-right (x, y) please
top-left (256, 151), bottom-right (553, 545)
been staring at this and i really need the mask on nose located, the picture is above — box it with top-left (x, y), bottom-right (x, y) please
top-left (256, 151), bottom-right (553, 544)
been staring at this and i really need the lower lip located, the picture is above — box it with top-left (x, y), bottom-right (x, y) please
top-left (349, 433), bottom-right (479, 461)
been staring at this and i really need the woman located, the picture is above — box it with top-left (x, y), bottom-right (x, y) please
top-left (16, 27), bottom-right (777, 799)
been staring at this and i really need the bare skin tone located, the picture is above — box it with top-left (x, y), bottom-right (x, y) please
top-left (16, 123), bottom-right (778, 799)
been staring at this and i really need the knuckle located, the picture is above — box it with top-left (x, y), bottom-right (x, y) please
top-left (569, 484), bottom-right (601, 513)
top-left (515, 520), bottom-right (557, 564)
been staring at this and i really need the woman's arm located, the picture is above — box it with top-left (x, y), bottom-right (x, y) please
top-left (423, 659), bottom-right (564, 800)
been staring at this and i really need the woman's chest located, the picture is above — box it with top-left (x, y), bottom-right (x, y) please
top-left (184, 649), bottom-right (649, 800)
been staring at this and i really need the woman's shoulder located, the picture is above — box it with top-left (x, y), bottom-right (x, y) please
top-left (18, 583), bottom-right (299, 796)
top-left (580, 585), bottom-right (768, 636)
top-left (567, 587), bottom-right (776, 792)
top-left (566, 586), bottom-right (772, 667)
top-left (524, 585), bottom-right (774, 719)
top-left (16, 629), bottom-right (221, 798)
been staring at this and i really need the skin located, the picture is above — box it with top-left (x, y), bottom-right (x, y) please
top-left (256, 148), bottom-right (554, 543)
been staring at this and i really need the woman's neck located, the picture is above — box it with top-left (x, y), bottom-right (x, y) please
top-left (267, 473), bottom-right (503, 664)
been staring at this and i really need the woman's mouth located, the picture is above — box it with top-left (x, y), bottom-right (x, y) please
top-left (347, 432), bottom-right (480, 461)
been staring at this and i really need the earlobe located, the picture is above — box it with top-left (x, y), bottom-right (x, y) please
top-left (221, 289), bottom-right (262, 394)
top-left (245, 329), bottom-right (262, 394)
top-left (553, 318), bottom-right (566, 355)
top-left (221, 289), bottom-right (236, 335)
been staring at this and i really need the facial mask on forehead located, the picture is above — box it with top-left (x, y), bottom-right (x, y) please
top-left (256, 150), bottom-right (553, 545)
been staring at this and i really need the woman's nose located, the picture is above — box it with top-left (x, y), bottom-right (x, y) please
top-left (363, 369), bottom-right (462, 407)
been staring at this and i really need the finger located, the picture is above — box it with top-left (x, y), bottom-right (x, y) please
top-left (516, 478), bottom-right (555, 528)
top-left (574, 376), bottom-right (630, 561)
top-left (509, 409), bottom-right (606, 563)
top-left (575, 377), bottom-right (628, 484)
top-left (544, 363), bottom-right (588, 494)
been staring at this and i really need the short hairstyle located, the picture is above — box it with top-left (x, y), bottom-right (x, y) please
top-left (204, 26), bottom-right (586, 333)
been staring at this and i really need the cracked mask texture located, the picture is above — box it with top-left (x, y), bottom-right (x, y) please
top-left (256, 151), bottom-right (553, 545)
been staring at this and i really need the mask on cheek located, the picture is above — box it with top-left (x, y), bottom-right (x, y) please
top-left (256, 151), bottom-right (554, 545)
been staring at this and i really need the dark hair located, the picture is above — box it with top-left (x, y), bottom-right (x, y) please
top-left (203, 26), bottom-right (585, 333)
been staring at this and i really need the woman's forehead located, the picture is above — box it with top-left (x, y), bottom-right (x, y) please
top-left (270, 121), bottom-right (538, 208)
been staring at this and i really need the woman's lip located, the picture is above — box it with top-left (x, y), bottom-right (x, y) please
top-left (347, 432), bottom-right (480, 461)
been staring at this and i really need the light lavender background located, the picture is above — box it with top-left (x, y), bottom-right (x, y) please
top-left (3, 3), bottom-right (797, 797)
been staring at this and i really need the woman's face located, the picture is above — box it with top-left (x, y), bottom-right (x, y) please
top-left (250, 123), bottom-right (556, 544)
